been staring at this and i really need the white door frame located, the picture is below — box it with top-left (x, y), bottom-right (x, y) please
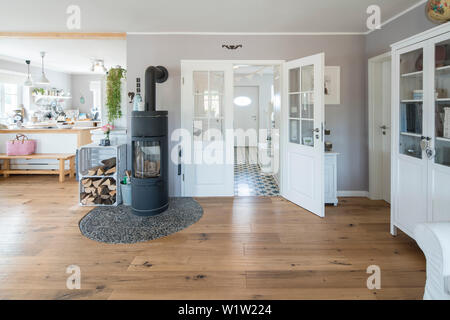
top-left (180, 59), bottom-right (285, 196)
top-left (368, 51), bottom-right (391, 201)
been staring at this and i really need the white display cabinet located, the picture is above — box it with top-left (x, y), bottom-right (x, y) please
top-left (78, 144), bottom-right (127, 207)
top-left (391, 23), bottom-right (450, 239)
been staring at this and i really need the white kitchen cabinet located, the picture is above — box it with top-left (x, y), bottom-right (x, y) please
top-left (391, 23), bottom-right (450, 239)
top-left (324, 152), bottom-right (338, 206)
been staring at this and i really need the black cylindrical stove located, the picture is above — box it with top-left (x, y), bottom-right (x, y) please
top-left (131, 66), bottom-right (169, 216)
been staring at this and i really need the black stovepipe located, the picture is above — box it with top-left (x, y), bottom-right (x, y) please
top-left (144, 66), bottom-right (168, 112)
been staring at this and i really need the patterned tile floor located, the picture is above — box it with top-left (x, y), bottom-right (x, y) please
top-left (234, 147), bottom-right (280, 197)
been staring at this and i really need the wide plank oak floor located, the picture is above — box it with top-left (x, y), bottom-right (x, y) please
top-left (0, 175), bottom-right (425, 299)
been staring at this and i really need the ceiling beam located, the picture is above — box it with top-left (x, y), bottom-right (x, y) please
top-left (0, 32), bottom-right (126, 39)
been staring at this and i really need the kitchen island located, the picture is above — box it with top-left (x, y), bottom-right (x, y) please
top-left (0, 127), bottom-right (93, 171)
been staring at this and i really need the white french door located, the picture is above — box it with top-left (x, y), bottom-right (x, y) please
top-left (181, 61), bottom-right (234, 196)
top-left (282, 53), bottom-right (325, 217)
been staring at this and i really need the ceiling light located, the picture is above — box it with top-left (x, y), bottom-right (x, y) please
top-left (23, 60), bottom-right (33, 87)
top-left (36, 52), bottom-right (50, 85)
top-left (91, 59), bottom-right (107, 73)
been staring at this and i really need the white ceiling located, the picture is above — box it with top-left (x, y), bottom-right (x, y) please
top-left (0, 39), bottom-right (126, 74)
top-left (0, 0), bottom-right (425, 33)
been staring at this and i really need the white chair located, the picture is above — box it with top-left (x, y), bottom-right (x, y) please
top-left (414, 223), bottom-right (450, 300)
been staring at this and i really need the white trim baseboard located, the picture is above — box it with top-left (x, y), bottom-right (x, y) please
top-left (337, 191), bottom-right (369, 197)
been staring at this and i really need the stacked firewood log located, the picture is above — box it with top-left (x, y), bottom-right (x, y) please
top-left (80, 157), bottom-right (117, 205)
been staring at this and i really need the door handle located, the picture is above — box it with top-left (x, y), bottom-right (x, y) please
top-left (312, 128), bottom-right (320, 133)
top-left (380, 125), bottom-right (390, 130)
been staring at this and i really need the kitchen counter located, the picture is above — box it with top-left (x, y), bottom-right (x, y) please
top-left (0, 127), bottom-right (94, 147)
top-left (0, 128), bottom-right (93, 171)
top-left (0, 127), bottom-right (94, 133)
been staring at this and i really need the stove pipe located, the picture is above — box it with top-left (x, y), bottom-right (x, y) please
top-left (145, 66), bottom-right (168, 112)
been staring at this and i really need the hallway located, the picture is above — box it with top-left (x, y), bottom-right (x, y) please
top-left (234, 147), bottom-right (279, 196)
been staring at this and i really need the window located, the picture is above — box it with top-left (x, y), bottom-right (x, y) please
top-left (0, 83), bottom-right (18, 115)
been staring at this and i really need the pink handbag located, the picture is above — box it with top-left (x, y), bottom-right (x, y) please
top-left (6, 134), bottom-right (36, 156)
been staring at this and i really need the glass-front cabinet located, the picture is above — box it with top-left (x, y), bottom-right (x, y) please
top-left (392, 24), bottom-right (450, 239)
top-left (397, 37), bottom-right (450, 166)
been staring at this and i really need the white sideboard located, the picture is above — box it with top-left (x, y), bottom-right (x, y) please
top-left (324, 152), bottom-right (339, 206)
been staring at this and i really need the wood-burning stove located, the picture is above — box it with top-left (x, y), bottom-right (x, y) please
top-left (131, 66), bottom-right (169, 216)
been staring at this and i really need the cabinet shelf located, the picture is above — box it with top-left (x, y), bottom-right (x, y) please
top-left (436, 65), bottom-right (450, 73)
top-left (401, 99), bottom-right (423, 103)
top-left (33, 95), bottom-right (72, 103)
top-left (401, 70), bottom-right (423, 78)
top-left (400, 132), bottom-right (421, 138)
top-left (436, 136), bottom-right (450, 142)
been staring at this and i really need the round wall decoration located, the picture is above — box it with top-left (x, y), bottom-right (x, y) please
top-left (427, 0), bottom-right (450, 23)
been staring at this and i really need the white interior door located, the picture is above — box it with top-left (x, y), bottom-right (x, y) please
top-left (234, 86), bottom-right (259, 147)
top-left (381, 60), bottom-right (392, 203)
top-left (181, 61), bottom-right (234, 196)
top-left (282, 53), bottom-right (325, 217)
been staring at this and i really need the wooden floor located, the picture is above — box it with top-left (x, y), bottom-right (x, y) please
top-left (0, 175), bottom-right (425, 300)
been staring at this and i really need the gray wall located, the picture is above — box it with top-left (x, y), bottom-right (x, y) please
top-left (71, 74), bottom-right (105, 114)
top-left (366, 3), bottom-right (436, 58)
top-left (127, 34), bottom-right (367, 196)
top-left (0, 58), bottom-right (72, 120)
top-left (0, 58), bottom-right (72, 94)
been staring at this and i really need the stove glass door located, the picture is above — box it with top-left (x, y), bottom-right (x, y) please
top-left (133, 140), bottom-right (161, 178)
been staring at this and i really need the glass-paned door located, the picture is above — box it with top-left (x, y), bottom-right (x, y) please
top-left (289, 65), bottom-right (315, 146)
top-left (434, 39), bottom-right (450, 167)
top-left (428, 36), bottom-right (450, 223)
top-left (283, 53), bottom-right (325, 218)
top-left (193, 71), bottom-right (224, 141)
top-left (181, 61), bottom-right (234, 197)
top-left (399, 48), bottom-right (424, 159)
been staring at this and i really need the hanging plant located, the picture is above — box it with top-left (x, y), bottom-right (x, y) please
top-left (106, 66), bottom-right (126, 124)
